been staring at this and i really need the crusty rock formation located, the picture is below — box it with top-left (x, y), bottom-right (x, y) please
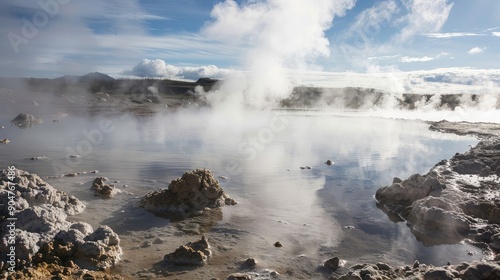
top-left (91, 177), bottom-right (117, 198)
top-left (10, 113), bottom-right (43, 128)
top-left (164, 235), bottom-right (211, 266)
top-left (0, 169), bottom-right (121, 271)
top-left (139, 169), bottom-right (237, 219)
top-left (34, 224), bottom-right (122, 270)
top-left (376, 134), bottom-right (500, 253)
top-left (333, 261), bottom-right (500, 280)
top-left (0, 168), bottom-right (84, 217)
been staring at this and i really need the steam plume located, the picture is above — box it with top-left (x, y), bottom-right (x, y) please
top-left (202, 0), bottom-right (356, 109)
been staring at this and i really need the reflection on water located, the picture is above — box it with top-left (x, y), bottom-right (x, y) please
top-left (0, 109), bottom-right (483, 266)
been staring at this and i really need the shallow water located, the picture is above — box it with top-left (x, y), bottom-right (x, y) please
top-left (0, 109), bottom-right (486, 274)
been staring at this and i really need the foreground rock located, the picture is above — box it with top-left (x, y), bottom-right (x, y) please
top-left (332, 261), bottom-right (500, 280)
top-left (3, 262), bottom-right (124, 279)
top-left (139, 169), bottom-right (237, 219)
top-left (376, 121), bottom-right (500, 255)
top-left (10, 113), bottom-right (43, 128)
top-left (164, 235), bottom-right (211, 266)
top-left (0, 169), bottom-right (122, 272)
top-left (0, 168), bottom-right (84, 216)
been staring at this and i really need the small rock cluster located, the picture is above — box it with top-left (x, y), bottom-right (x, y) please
top-left (139, 169), bottom-right (237, 219)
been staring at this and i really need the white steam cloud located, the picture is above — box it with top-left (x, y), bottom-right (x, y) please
top-left (201, 0), bottom-right (356, 109)
top-left (121, 59), bottom-right (234, 80)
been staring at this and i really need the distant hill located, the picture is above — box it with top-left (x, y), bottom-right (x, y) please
top-left (80, 72), bottom-right (115, 83)
top-left (0, 73), bottom-right (220, 96)
top-left (54, 72), bottom-right (115, 84)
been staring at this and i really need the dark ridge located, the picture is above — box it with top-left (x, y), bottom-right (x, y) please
top-left (80, 72), bottom-right (115, 83)
top-left (0, 74), bottom-right (220, 96)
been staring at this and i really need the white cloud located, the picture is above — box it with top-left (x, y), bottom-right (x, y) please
top-left (492, 32), bottom-right (500, 37)
top-left (425, 32), bottom-right (482, 38)
top-left (121, 59), bottom-right (234, 79)
top-left (347, 0), bottom-right (399, 40)
top-left (468, 47), bottom-right (485, 55)
top-left (400, 52), bottom-right (449, 63)
top-left (400, 56), bottom-right (434, 62)
top-left (368, 54), bottom-right (402, 61)
top-left (395, 0), bottom-right (454, 42)
top-left (338, 0), bottom-right (454, 69)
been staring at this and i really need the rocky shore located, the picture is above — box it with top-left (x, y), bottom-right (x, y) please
top-left (0, 169), bottom-right (122, 278)
top-left (372, 120), bottom-right (500, 279)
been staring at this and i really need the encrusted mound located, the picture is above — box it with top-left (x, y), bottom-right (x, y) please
top-left (139, 169), bottom-right (237, 219)
top-left (164, 235), bottom-right (211, 266)
top-left (376, 138), bottom-right (500, 251)
top-left (10, 113), bottom-right (43, 128)
top-left (0, 169), bottom-right (122, 271)
top-left (0, 169), bottom-right (84, 216)
top-left (34, 224), bottom-right (122, 270)
top-left (91, 177), bottom-right (118, 198)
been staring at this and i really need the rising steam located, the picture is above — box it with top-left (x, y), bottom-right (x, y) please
top-left (202, 0), bottom-right (356, 109)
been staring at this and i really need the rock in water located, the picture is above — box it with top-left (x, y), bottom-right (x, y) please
top-left (139, 169), bottom-right (237, 219)
top-left (10, 113), bottom-right (43, 127)
top-left (91, 177), bottom-right (117, 198)
top-left (164, 235), bottom-right (211, 266)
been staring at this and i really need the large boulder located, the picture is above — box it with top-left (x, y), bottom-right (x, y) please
top-left (139, 169), bottom-right (237, 219)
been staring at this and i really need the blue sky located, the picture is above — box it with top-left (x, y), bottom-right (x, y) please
top-left (0, 0), bottom-right (499, 80)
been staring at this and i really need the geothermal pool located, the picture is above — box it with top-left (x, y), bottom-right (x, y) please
top-left (0, 110), bottom-right (487, 276)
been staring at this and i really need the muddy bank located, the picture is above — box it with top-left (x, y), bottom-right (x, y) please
top-left (376, 120), bottom-right (500, 260)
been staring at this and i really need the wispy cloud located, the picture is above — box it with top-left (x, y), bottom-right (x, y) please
top-left (468, 47), bottom-right (485, 55)
top-left (425, 32), bottom-right (483, 38)
top-left (400, 56), bottom-right (434, 63)
top-left (400, 52), bottom-right (449, 63)
top-left (338, 0), bottom-right (455, 70)
top-left (394, 0), bottom-right (454, 43)
top-left (367, 54), bottom-right (402, 61)
top-left (492, 32), bottom-right (500, 37)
